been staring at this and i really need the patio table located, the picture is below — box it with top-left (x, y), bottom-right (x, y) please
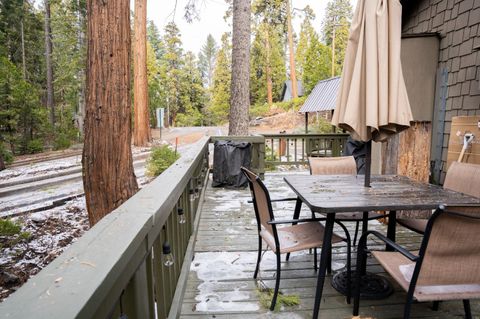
top-left (283, 174), bottom-right (480, 319)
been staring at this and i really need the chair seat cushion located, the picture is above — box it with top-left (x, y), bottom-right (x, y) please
top-left (397, 218), bottom-right (427, 234)
top-left (260, 222), bottom-right (344, 254)
top-left (373, 251), bottom-right (480, 302)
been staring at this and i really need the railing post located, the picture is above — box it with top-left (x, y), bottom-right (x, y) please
top-left (332, 136), bottom-right (341, 156)
top-left (124, 257), bottom-right (154, 319)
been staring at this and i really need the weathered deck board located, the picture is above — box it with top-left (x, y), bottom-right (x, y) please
top-left (179, 172), bottom-right (479, 318)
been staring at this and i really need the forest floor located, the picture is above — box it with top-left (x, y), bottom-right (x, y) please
top-left (0, 113), bottom-right (303, 301)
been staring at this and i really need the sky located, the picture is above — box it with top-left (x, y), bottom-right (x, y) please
top-left (144, 0), bottom-right (358, 55)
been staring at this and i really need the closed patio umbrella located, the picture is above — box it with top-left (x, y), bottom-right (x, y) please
top-left (332, 0), bottom-right (413, 186)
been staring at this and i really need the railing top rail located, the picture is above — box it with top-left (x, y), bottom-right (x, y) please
top-left (261, 133), bottom-right (349, 138)
top-left (209, 135), bottom-right (265, 143)
top-left (0, 137), bottom-right (210, 319)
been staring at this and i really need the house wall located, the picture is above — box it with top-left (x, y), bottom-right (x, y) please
top-left (402, 0), bottom-right (480, 181)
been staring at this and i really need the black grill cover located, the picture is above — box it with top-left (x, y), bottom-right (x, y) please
top-left (212, 140), bottom-right (252, 188)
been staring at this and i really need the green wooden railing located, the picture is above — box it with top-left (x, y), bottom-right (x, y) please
top-left (210, 135), bottom-right (266, 177)
top-left (263, 133), bottom-right (349, 166)
top-left (210, 134), bottom-right (349, 174)
top-left (0, 137), bottom-right (210, 319)
top-left (0, 133), bottom-right (349, 318)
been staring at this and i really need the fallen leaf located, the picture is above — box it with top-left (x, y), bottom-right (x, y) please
top-left (80, 261), bottom-right (96, 268)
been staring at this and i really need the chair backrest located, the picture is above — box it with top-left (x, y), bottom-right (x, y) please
top-left (415, 206), bottom-right (480, 288)
top-left (241, 167), bottom-right (274, 234)
top-left (308, 156), bottom-right (357, 175)
top-left (443, 162), bottom-right (480, 198)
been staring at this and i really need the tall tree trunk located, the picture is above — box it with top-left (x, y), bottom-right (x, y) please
top-left (133, 0), bottom-right (150, 146)
top-left (264, 27), bottom-right (273, 107)
top-left (228, 0), bottom-right (250, 136)
top-left (21, 20), bottom-right (26, 79)
top-left (76, 0), bottom-right (86, 136)
top-left (0, 153), bottom-right (5, 171)
top-left (331, 26), bottom-right (336, 77)
top-left (44, 0), bottom-right (55, 126)
top-left (286, 0), bottom-right (297, 99)
top-left (83, 0), bottom-right (138, 226)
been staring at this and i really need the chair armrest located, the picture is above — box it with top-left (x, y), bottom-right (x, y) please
top-left (271, 197), bottom-right (298, 202)
top-left (361, 230), bottom-right (419, 262)
top-left (267, 217), bottom-right (326, 225)
top-left (247, 197), bottom-right (297, 204)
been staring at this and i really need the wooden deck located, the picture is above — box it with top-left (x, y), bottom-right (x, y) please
top-left (179, 172), bottom-right (479, 318)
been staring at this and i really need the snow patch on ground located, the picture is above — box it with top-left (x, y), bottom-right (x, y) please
top-left (190, 252), bottom-right (260, 312)
top-left (0, 197), bottom-right (89, 300)
top-left (0, 157), bottom-right (81, 182)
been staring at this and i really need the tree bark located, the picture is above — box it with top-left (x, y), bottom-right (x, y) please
top-left (0, 153), bottom-right (5, 171)
top-left (286, 0), bottom-right (297, 99)
top-left (76, 0), bottom-right (86, 136)
top-left (228, 0), bottom-right (250, 136)
top-left (83, 0), bottom-right (138, 226)
top-left (21, 20), bottom-right (26, 79)
top-left (133, 0), bottom-right (150, 146)
top-left (265, 27), bottom-right (273, 107)
top-left (44, 0), bottom-right (55, 126)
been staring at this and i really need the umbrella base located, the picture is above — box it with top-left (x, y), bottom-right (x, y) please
top-left (332, 271), bottom-right (393, 300)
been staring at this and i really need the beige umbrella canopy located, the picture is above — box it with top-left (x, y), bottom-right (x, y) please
top-left (332, 0), bottom-right (413, 143)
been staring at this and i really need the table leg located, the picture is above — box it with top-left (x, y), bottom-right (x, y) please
top-left (362, 211), bottom-right (369, 233)
top-left (312, 214), bottom-right (335, 319)
top-left (386, 210), bottom-right (396, 251)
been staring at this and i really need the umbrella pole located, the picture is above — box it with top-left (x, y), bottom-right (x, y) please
top-left (364, 140), bottom-right (372, 187)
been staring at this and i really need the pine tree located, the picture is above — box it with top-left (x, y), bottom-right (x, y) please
top-left (163, 22), bottom-right (183, 127)
top-left (208, 33), bottom-right (231, 125)
top-left (322, 0), bottom-right (352, 76)
top-left (133, 0), bottom-right (150, 146)
top-left (82, 0), bottom-right (138, 226)
top-left (303, 34), bottom-right (331, 93)
top-left (0, 0), bottom-right (44, 84)
top-left (0, 56), bottom-right (46, 154)
top-left (176, 51), bottom-right (205, 126)
top-left (251, 0), bottom-right (287, 106)
top-left (147, 21), bottom-right (164, 61)
top-left (50, 0), bottom-right (86, 147)
top-left (228, 0), bottom-right (250, 136)
top-left (146, 41), bottom-right (165, 127)
top-left (295, 6), bottom-right (316, 80)
top-left (198, 34), bottom-right (218, 89)
top-left (250, 23), bottom-right (286, 105)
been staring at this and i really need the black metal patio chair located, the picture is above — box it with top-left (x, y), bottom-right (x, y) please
top-left (241, 167), bottom-right (352, 310)
top-left (308, 156), bottom-right (385, 247)
top-left (397, 161), bottom-right (480, 234)
top-left (354, 206), bottom-right (480, 319)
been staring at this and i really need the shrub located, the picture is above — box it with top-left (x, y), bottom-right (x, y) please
top-left (0, 144), bottom-right (14, 165)
top-left (146, 145), bottom-right (180, 177)
top-left (0, 219), bottom-right (31, 249)
top-left (0, 219), bottom-right (21, 236)
top-left (250, 103), bottom-right (270, 118)
top-left (274, 96), bottom-right (307, 112)
top-left (26, 139), bottom-right (44, 154)
top-left (54, 133), bottom-right (71, 150)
